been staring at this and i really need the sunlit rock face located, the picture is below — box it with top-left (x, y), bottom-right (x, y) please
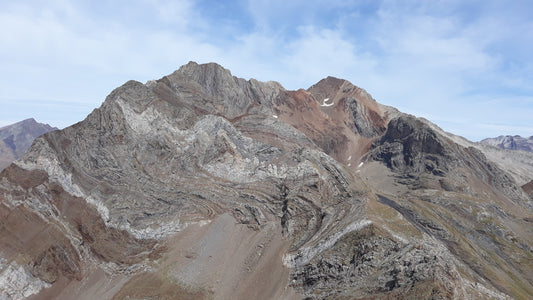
top-left (0, 62), bottom-right (531, 299)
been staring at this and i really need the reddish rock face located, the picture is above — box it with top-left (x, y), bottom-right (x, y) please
top-left (0, 62), bottom-right (531, 299)
top-left (273, 77), bottom-right (387, 164)
top-left (0, 165), bottom-right (160, 286)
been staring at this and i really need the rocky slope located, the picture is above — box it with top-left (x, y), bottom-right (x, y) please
top-left (481, 135), bottom-right (533, 152)
top-left (0, 118), bottom-right (57, 171)
top-left (0, 62), bottom-right (532, 299)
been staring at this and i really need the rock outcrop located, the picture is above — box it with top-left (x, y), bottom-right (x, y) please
top-left (0, 62), bottom-right (531, 299)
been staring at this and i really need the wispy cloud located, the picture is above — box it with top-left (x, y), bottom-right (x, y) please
top-left (0, 0), bottom-right (532, 139)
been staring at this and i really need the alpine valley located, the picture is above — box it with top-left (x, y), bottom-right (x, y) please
top-left (1, 62), bottom-right (532, 299)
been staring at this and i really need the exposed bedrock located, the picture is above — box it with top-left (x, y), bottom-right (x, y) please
top-left (0, 62), bottom-right (531, 299)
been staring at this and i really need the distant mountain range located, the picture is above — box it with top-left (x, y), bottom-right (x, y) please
top-left (481, 135), bottom-right (533, 152)
top-left (0, 118), bottom-right (57, 170)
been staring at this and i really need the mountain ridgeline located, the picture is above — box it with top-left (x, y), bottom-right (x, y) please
top-left (0, 62), bottom-right (532, 299)
top-left (481, 135), bottom-right (533, 152)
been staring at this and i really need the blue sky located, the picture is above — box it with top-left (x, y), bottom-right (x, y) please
top-left (1, 0), bottom-right (532, 141)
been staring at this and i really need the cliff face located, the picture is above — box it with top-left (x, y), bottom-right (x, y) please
top-left (0, 62), bottom-right (531, 299)
top-left (0, 118), bottom-right (57, 171)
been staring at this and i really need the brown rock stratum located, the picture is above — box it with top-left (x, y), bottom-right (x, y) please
top-left (0, 62), bottom-right (532, 299)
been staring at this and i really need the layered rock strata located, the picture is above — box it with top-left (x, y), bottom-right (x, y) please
top-left (0, 62), bottom-right (531, 299)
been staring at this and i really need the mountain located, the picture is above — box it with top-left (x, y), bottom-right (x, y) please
top-left (480, 135), bottom-right (533, 152)
top-left (0, 118), bottom-right (57, 171)
top-left (0, 62), bottom-right (532, 299)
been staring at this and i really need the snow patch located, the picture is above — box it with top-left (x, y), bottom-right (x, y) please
top-left (320, 98), bottom-right (334, 107)
top-left (358, 162), bottom-right (364, 168)
top-left (272, 115), bottom-right (278, 118)
top-left (348, 156), bottom-right (352, 161)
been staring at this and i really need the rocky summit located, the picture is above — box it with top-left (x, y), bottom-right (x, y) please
top-left (0, 62), bottom-right (532, 299)
top-left (481, 135), bottom-right (533, 152)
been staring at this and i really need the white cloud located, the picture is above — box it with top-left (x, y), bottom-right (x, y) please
top-left (0, 0), bottom-right (531, 140)
top-left (0, 1), bottom-right (220, 103)
top-left (143, 0), bottom-right (196, 27)
top-left (282, 27), bottom-right (368, 88)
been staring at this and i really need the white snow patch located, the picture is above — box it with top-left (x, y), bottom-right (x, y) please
top-left (283, 219), bottom-right (372, 268)
top-left (272, 115), bottom-right (278, 118)
top-left (320, 98), bottom-right (334, 107)
top-left (347, 163), bottom-right (351, 167)
top-left (0, 261), bottom-right (50, 300)
top-left (358, 162), bottom-right (364, 168)
top-left (348, 156), bottom-right (352, 161)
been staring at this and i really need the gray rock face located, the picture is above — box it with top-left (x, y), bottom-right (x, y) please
top-left (0, 62), bottom-right (531, 299)
top-left (290, 224), bottom-right (466, 299)
top-left (0, 118), bottom-right (56, 170)
top-left (370, 115), bottom-right (530, 205)
top-left (481, 135), bottom-right (533, 152)
top-left (370, 115), bottom-right (449, 176)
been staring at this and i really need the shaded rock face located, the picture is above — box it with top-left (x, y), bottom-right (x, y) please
top-left (290, 224), bottom-right (463, 299)
top-left (481, 135), bottom-right (533, 152)
top-left (370, 115), bottom-right (448, 176)
top-left (0, 62), bottom-right (531, 299)
top-left (0, 118), bottom-right (57, 171)
top-left (523, 180), bottom-right (533, 200)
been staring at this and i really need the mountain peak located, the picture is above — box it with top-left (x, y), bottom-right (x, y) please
top-left (177, 61), bottom-right (233, 78)
top-left (0, 62), bottom-right (531, 299)
top-left (0, 118), bottom-right (57, 171)
top-left (480, 134), bottom-right (533, 152)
